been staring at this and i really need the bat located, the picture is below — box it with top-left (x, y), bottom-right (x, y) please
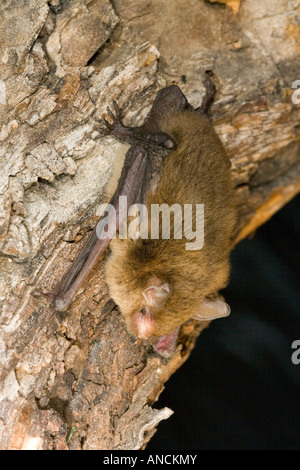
top-left (50, 73), bottom-right (236, 356)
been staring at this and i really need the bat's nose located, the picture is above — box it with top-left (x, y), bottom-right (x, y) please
top-left (131, 310), bottom-right (155, 340)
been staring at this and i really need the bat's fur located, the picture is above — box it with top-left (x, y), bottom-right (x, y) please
top-left (105, 111), bottom-right (236, 340)
top-left (51, 78), bottom-right (236, 354)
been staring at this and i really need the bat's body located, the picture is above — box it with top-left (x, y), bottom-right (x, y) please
top-left (52, 75), bottom-right (236, 356)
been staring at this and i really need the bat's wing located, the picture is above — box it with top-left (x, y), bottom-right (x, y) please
top-left (52, 145), bottom-right (149, 311)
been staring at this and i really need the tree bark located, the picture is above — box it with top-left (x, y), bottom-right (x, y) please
top-left (0, 0), bottom-right (299, 450)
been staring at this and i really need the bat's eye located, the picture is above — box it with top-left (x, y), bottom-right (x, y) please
top-left (164, 138), bottom-right (175, 149)
top-left (140, 307), bottom-right (147, 315)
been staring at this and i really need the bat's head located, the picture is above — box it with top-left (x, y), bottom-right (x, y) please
top-left (105, 239), bottom-right (230, 356)
top-left (105, 253), bottom-right (176, 340)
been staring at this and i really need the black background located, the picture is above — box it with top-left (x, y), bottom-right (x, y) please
top-left (148, 194), bottom-right (300, 450)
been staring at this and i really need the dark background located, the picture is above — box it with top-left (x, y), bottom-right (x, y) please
top-left (148, 194), bottom-right (300, 450)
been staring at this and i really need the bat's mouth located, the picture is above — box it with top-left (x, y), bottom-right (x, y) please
top-left (153, 327), bottom-right (180, 358)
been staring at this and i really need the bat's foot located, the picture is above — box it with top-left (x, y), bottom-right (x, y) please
top-left (195, 71), bottom-right (216, 115)
top-left (96, 100), bottom-right (175, 150)
top-left (95, 101), bottom-right (127, 139)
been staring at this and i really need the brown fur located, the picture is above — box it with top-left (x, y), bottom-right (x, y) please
top-left (105, 110), bottom-right (236, 340)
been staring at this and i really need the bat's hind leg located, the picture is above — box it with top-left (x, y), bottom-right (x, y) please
top-left (96, 101), bottom-right (175, 150)
top-left (195, 72), bottom-right (216, 115)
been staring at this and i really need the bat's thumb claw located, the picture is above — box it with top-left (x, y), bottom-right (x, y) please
top-left (31, 288), bottom-right (46, 297)
top-left (31, 289), bottom-right (55, 303)
top-left (94, 130), bottom-right (108, 139)
top-left (93, 124), bottom-right (111, 138)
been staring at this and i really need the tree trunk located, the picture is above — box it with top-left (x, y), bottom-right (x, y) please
top-left (0, 0), bottom-right (299, 450)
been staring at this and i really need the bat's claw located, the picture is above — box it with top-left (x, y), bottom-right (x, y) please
top-left (202, 72), bottom-right (216, 99)
top-left (102, 117), bottom-right (114, 130)
top-left (94, 101), bottom-right (125, 138)
top-left (113, 100), bottom-right (120, 118)
top-left (195, 71), bottom-right (216, 115)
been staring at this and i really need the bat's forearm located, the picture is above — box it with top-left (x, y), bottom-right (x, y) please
top-left (52, 146), bottom-right (149, 311)
top-left (53, 228), bottom-right (110, 311)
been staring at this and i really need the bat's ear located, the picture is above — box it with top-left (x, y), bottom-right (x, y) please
top-left (142, 277), bottom-right (172, 309)
top-left (192, 297), bottom-right (231, 321)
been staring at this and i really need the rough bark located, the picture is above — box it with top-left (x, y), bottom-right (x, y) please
top-left (0, 0), bottom-right (299, 450)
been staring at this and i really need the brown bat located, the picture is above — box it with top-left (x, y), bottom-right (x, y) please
top-left (51, 74), bottom-right (236, 356)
